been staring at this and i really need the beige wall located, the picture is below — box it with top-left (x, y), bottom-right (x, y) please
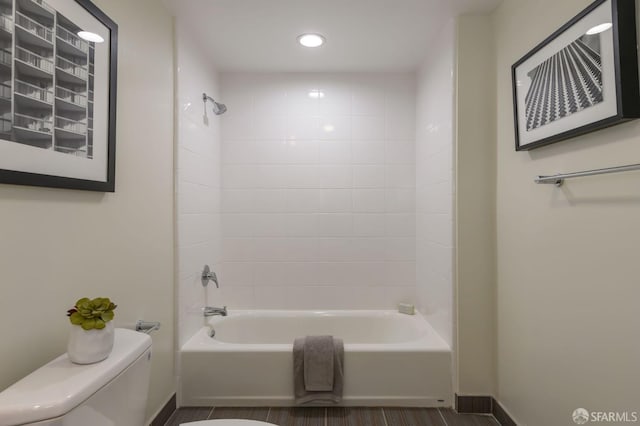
top-left (493, 0), bottom-right (640, 424)
top-left (455, 14), bottom-right (497, 396)
top-left (0, 0), bottom-right (175, 422)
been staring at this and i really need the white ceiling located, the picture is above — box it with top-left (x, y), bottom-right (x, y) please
top-left (162, 0), bottom-right (501, 72)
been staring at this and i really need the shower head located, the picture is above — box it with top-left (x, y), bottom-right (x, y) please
top-left (202, 93), bottom-right (227, 115)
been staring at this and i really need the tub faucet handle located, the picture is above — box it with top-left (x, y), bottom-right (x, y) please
top-left (201, 265), bottom-right (218, 288)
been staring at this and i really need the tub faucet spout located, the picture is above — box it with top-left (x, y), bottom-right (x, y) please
top-left (203, 306), bottom-right (227, 317)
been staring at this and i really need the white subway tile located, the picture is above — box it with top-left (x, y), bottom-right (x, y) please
top-left (221, 114), bottom-right (253, 141)
top-left (285, 141), bottom-right (319, 164)
top-left (178, 241), bottom-right (219, 280)
top-left (221, 214), bottom-right (254, 237)
top-left (253, 286), bottom-right (288, 309)
top-left (283, 165), bottom-right (320, 188)
top-left (353, 189), bottom-right (386, 212)
top-left (222, 142), bottom-right (254, 164)
top-left (316, 214), bottom-right (353, 237)
top-left (386, 113), bottom-right (416, 140)
top-left (386, 214), bottom-right (416, 237)
top-left (252, 214), bottom-right (286, 237)
top-left (222, 165), bottom-right (257, 188)
top-left (386, 142), bottom-right (415, 164)
top-left (319, 84), bottom-right (352, 116)
top-left (353, 165), bottom-right (386, 188)
top-left (368, 285), bottom-right (417, 309)
top-left (318, 141), bottom-right (351, 164)
top-left (220, 262), bottom-right (254, 286)
top-left (386, 189), bottom-right (416, 213)
top-left (252, 189), bottom-right (287, 213)
top-left (222, 190), bottom-right (255, 212)
top-left (286, 88), bottom-right (320, 117)
top-left (253, 87), bottom-right (288, 117)
top-left (253, 141), bottom-right (288, 164)
top-left (319, 189), bottom-right (352, 213)
top-left (352, 80), bottom-right (386, 116)
top-left (385, 262), bottom-right (416, 285)
top-left (284, 189), bottom-right (321, 212)
top-left (280, 214), bottom-right (318, 237)
top-left (253, 165), bottom-right (286, 188)
top-left (280, 262), bottom-right (320, 286)
top-left (352, 142), bottom-right (385, 164)
top-left (253, 238), bottom-right (318, 262)
top-left (179, 213), bottom-right (217, 246)
top-left (178, 181), bottom-right (217, 214)
top-left (386, 165), bottom-right (416, 188)
top-left (222, 238), bottom-right (256, 262)
top-left (350, 238), bottom-right (388, 261)
top-left (212, 286), bottom-right (254, 309)
top-left (313, 262), bottom-right (361, 286)
top-left (385, 238), bottom-right (416, 261)
top-left (316, 238), bottom-right (353, 261)
top-left (285, 286), bottom-right (343, 309)
top-left (353, 214), bottom-right (386, 237)
top-left (318, 115), bottom-right (351, 140)
top-left (352, 115), bottom-right (385, 141)
top-left (352, 262), bottom-right (388, 286)
top-left (420, 213), bottom-right (453, 246)
top-left (317, 165), bottom-right (352, 188)
top-left (253, 262), bottom-right (285, 286)
top-left (287, 116), bottom-right (320, 140)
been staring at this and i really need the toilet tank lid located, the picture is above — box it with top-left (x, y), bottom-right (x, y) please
top-left (0, 328), bottom-right (151, 426)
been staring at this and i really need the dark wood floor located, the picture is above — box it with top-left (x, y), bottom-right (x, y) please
top-left (165, 407), bottom-right (501, 426)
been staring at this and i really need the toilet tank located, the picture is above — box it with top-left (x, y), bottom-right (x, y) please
top-left (0, 328), bottom-right (152, 426)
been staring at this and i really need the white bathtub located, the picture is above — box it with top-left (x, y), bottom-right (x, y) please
top-left (179, 310), bottom-right (452, 407)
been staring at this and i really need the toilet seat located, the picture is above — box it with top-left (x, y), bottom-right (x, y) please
top-left (180, 420), bottom-right (277, 426)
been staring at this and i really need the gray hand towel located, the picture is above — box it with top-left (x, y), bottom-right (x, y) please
top-left (303, 335), bottom-right (334, 391)
top-left (293, 336), bottom-right (344, 405)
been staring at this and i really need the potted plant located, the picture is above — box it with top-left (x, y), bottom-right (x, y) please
top-left (66, 297), bottom-right (117, 364)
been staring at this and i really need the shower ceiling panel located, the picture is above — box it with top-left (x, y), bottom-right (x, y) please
top-left (162, 0), bottom-right (501, 72)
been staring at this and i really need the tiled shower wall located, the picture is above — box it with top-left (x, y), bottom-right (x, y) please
top-left (216, 73), bottom-right (416, 309)
top-left (415, 21), bottom-right (455, 346)
top-left (176, 23), bottom-right (222, 347)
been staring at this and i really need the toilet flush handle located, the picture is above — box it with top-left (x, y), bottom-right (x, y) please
top-left (135, 320), bottom-right (161, 334)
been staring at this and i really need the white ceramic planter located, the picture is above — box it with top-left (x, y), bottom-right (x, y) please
top-left (67, 321), bottom-right (115, 364)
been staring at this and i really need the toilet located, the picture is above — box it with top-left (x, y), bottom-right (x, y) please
top-left (0, 328), bottom-right (152, 426)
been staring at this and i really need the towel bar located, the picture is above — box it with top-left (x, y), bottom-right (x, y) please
top-left (535, 163), bottom-right (640, 187)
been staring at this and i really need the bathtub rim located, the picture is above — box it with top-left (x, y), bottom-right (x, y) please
top-left (181, 309), bottom-right (451, 353)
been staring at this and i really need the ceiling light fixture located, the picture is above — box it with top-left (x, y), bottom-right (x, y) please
top-left (297, 33), bottom-right (325, 48)
top-left (78, 31), bottom-right (105, 43)
top-left (586, 22), bottom-right (612, 35)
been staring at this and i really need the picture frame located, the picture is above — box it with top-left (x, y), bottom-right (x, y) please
top-left (0, 0), bottom-right (117, 191)
top-left (512, 0), bottom-right (639, 151)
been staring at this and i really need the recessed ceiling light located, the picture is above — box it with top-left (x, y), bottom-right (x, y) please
top-left (586, 22), bottom-right (612, 35)
top-left (297, 33), bottom-right (325, 48)
top-left (78, 31), bottom-right (105, 43)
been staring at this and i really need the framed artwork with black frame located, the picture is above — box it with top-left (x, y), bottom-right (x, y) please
top-left (0, 0), bottom-right (117, 191)
top-left (512, 0), bottom-right (639, 151)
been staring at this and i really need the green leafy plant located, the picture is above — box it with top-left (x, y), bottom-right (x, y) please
top-left (67, 297), bottom-right (117, 330)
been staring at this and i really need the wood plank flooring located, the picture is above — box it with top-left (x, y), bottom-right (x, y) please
top-left (165, 407), bottom-right (501, 426)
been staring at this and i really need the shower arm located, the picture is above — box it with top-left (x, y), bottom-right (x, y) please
top-left (202, 93), bottom-right (215, 103)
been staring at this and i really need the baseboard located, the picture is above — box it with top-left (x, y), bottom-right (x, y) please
top-left (150, 393), bottom-right (177, 426)
top-left (492, 399), bottom-right (518, 426)
top-left (455, 394), bottom-right (517, 425)
top-left (455, 394), bottom-right (493, 414)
